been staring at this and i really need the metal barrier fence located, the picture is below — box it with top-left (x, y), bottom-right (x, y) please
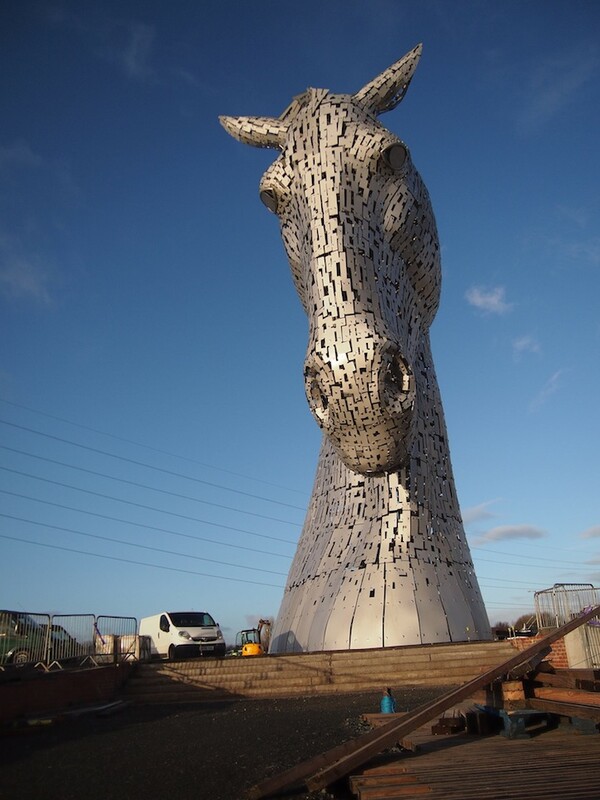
top-left (49, 614), bottom-right (95, 663)
top-left (535, 583), bottom-right (600, 629)
top-left (0, 609), bottom-right (146, 671)
top-left (94, 615), bottom-right (140, 664)
top-left (535, 583), bottom-right (600, 668)
top-left (0, 611), bottom-right (50, 666)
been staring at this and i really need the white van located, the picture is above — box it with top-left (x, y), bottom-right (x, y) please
top-left (139, 611), bottom-right (226, 660)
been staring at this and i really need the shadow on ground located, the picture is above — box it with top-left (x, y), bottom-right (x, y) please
top-left (0, 688), bottom-right (448, 800)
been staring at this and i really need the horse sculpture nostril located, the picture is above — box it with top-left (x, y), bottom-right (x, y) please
top-left (305, 370), bottom-right (329, 426)
top-left (384, 356), bottom-right (410, 393)
top-left (381, 350), bottom-right (414, 417)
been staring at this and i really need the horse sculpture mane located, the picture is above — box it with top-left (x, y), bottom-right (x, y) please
top-left (221, 45), bottom-right (491, 652)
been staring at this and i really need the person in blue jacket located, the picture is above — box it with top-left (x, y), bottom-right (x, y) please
top-left (380, 687), bottom-right (396, 713)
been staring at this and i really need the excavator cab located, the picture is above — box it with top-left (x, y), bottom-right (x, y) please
top-left (236, 628), bottom-right (264, 657)
top-left (233, 619), bottom-right (271, 657)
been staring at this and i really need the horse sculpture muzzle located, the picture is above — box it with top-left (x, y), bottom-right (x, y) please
top-left (304, 320), bottom-right (415, 474)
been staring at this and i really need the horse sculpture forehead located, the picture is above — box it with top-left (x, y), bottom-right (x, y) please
top-left (272, 89), bottom-right (395, 162)
top-left (283, 87), bottom-right (383, 128)
top-left (258, 85), bottom-right (441, 328)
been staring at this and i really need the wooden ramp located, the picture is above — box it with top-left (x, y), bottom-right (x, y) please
top-left (349, 723), bottom-right (600, 799)
top-left (247, 606), bottom-right (600, 799)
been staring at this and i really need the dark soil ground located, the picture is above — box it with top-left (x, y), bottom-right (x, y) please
top-left (0, 687), bottom-right (447, 800)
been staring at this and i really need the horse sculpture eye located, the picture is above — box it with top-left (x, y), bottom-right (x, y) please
top-left (259, 187), bottom-right (279, 214)
top-left (381, 142), bottom-right (407, 172)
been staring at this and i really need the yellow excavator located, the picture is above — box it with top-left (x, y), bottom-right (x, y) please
top-left (232, 619), bottom-right (271, 657)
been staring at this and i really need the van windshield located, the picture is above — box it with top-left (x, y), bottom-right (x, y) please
top-left (169, 612), bottom-right (215, 628)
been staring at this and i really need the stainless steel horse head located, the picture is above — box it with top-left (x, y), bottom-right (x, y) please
top-left (221, 45), bottom-right (442, 475)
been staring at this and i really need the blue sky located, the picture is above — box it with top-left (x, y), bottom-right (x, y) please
top-left (1, 1), bottom-right (599, 639)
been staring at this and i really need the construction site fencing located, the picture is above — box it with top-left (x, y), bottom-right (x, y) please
top-left (48, 614), bottom-right (95, 663)
top-left (534, 583), bottom-right (600, 668)
top-left (535, 583), bottom-right (600, 629)
top-left (0, 611), bottom-right (50, 667)
top-left (94, 615), bottom-right (145, 664)
top-left (0, 609), bottom-right (148, 671)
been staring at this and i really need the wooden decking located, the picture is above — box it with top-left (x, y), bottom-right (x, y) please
top-left (350, 719), bottom-right (600, 799)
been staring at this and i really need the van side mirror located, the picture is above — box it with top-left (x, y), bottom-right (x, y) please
top-left (159, 617), bottom-right (170, 633)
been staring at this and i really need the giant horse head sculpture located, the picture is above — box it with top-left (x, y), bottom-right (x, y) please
top-left (221, 45), bottom-right (439, 476)
top-left (221, 46), bottom-right (491, 652)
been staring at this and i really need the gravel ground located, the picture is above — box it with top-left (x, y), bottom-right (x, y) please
top-left (0, 687), bottom-right (447, 800)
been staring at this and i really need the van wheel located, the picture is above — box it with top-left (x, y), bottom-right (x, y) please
top-left (12, 650), bottom-right (30, 666)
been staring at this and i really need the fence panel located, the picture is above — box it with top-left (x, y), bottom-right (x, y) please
top-left (1, 611), bottom-right (141, 669)
top-left (49, 614), bottom-right (95, 665)
top-left (535, 584), bottom-right (599, 629)
top-left (535, 584), bottom-right (600, 669)
top-left (0, 610), bottom-right (50, 667)
top-left (94, 616), bottom-right (138, 664)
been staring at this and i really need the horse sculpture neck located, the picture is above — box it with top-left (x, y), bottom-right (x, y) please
top-left (270, 333), bottom-right (489, 652)
top-left (220, 45), bottom-right (491, 652)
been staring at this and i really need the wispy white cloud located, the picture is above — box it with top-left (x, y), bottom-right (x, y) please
top-left (529, 369), bottom-right (565, 412)
top-left (563, 238), bottom-right (600, 267)
top-left (513, 335), bottom-right (541, 360)
top-left (556, 204), bottom-right (590, 229)
top-left (47, 8), bottom-right (204, 92)
top-left (581, 525), bottom-right (600, 540)
top-left (465, 285), bottom-right (512, 315)
top-left (551, 205), bottom-right (600, 265)
top-left (96, 21), bottom-right (156, 81)
top-left (527, 231), bottom-right (600, 271)
top-left (524, 197), bottom-right (600, 270)
top-left (0, 138), bottom-right (75, 307)
top-left (119, 22), bottom-right (155, 80)
top-left (91, 16), bottom-right (156, 82)
top-left (462, 499), bottom-right (500, 526)
top-left (517, 46), bottom-right (599, 134)
top-left (172, 67), bottom-right (200, 87)
top-left (474, 524), bottom-right (546, 546)
top-left (0, 141), bottom-right (43, 171)
top-left (0, 139), bottom-right (78, 198)
top-left (0, 251), bottom-right (53, 305)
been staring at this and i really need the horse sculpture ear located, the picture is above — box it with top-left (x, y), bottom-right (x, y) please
top-left (218, 115), bottom-right (287, 149)
top-left (353, 43), bottom-right (423, 115)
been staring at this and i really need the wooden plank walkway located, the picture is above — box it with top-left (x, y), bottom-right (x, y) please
top-left (349, 721), bottom-right (600, 799)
